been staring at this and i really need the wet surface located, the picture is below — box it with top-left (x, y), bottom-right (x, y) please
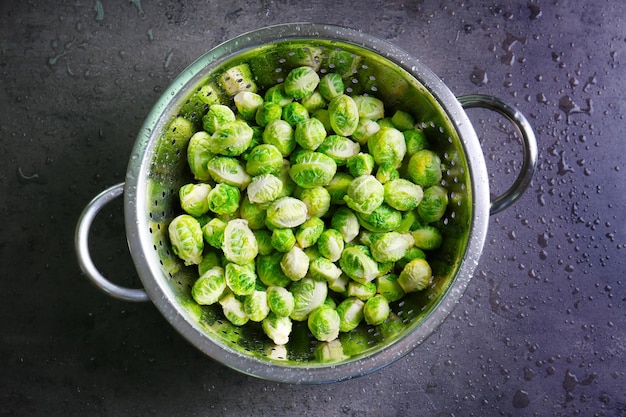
top-left (1, 1), bottom-right (625, 416)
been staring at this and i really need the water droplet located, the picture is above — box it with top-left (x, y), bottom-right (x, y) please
top-left (470, 66), bottom-right (488, 86)
top-left (94, 0), bottom-right (104, 21)
top-left (512, 389), bottom-right (530, 408)
top-left (527, 1), bottom-right (542, 19)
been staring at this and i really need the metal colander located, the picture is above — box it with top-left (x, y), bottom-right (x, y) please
top-left (76, 23), bottom-right (536, 384)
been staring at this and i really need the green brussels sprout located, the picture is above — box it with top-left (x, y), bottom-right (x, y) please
top-left (294, 117), bottom-right (327, 150)
top-left (239, 195), bottom-right (267, 230)
top-left (282, 101), bottom-right (309, 127)
top-left (395, 246), bottom-right (427, 271)
top-left (397, 258), bottom-right (432, 293)
top-left (317, 135), bottom-right (360, 166)
top-left (314, 339), bottom-right (346, 363)
top-left (336, 297), bottom-right (365, 332)
top-left (347, 280), bottom-right (377, 300)
top-left (298, 186), bottom-right (331, 218)
top-left (198, 248), bottom-right (222, 276)
top-left (191, 266), bottom-right (226, 305)
top-left (219, 292), bottom-right (249, 326)
top-left (328, 94), bottom-right (359, 136)
top-left (411, 224), bottom-right (443, 250)
top-left (308, 305), bottom-right (340, 342)
top-left (245, 144), bottom-right (284, 177)
top-left (309, 257), bottom-right (342, 282)
top-left (265, 196), bottom-right (308, 229)
top-left (295, 217), bottom-right (325, 249)
top-left (276, 159), bottom-right (297, 198)
top-left (318, 73), bottom-right (345, 101)
top-left (352, 118), bottom-right (381, 145)
top-left (247, 174), bottom-right (283, 205)
top-left (202, 104), bottom-right (236, 134)
top-left (403, 129), bottom-right (429, 156)
top-left (218, 63), bottom-right (257, 96)
top-left (327, 273), bottom-right (350, 294)
top-left (353, 95), bottom-right (385, 120)
top-left (207, 183), bottom-right (240, 215)
top-left (317, 228), bottom-right (344, 262)
top-left (264, 83), bottom-right (293, 107)
top-left (244, 290), bottom-right (270, 322)
top-left (418, 185), bottom-right (449, 223)
top-left (377, 117), bottom-right (395, 129)
top-left (312, 108), bottom-right (332, 133)
top-left (390, 110), bottom-right (415, 131)
top-left (262, 312), bottom-right (293, 345)
top-left (209, 120), bottom-right (254, 157)
top-left (363, 294), bottom-right (390, 325)
top-left (266, 286), bottom-right (295, 317)
top-left (369, 231), bottom-right (415, 263)
top-left (343, 175), bottom-right (385, 215)
top-left (255, 101), bottom-right (283, 127)
top-left (347, 153), bottom-right (375, 177)
top-left (290, 277), bottom-right (328, 321)
top-left (280, 245), bottom-right (309, 281)
top-left (222, 219), bottom-right (258, 265)
top-left (367, 127), bottom-right (406, 169)
top-left (284, 66), bottom-right (320, 99)
top-left (179, 183), bottom-right (211, 217)
top-left (225, 262), bottom-right (257, 296)
top-left (187, 131), bottom-right (215, 181)
top-left (339, 245), bottom-right (379, 284)
top-left (262, 119), bottom-right (295, 157)
top-left (289, 150), bottom-right (338, 188)
top-left (356, 203), bottom-right (403, 233)
top-left (253, 229), bottom-right (273, 255)
top-left (234, 91), bottom-right (264, 121)
top-left (325, 172), bottom-right (354, 205)
top-left (271, 228), bottom-right (296, 253)
top-left (383, 178), bottom-right (424, 211)
top-left (375, 274), bottom-right (405, 303)
top-left (375, 163), bottom-right (400, 184)
top-left (330, 206), bottom-right (360, 243)
top-left (206, 156), bottom-right (251, 190)
top-left (169, 214), bottom-right (204, 266)
top-left (407, 149), bottom-right (443, 187)
top-left (300, 91), bottom-right (327, 112)
top-left (256, 252), bottom-right (292, 287)
top-left (202, 218), bottom-right (227, 249)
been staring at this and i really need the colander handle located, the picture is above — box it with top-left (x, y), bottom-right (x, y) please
top-left (458, 94), bottom-right (538, 215)
top-left (75, 182), bottom-right (150, 302)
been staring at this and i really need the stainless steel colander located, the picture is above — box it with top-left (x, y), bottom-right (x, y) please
top-left (75, 23), bottom-right (537, 383)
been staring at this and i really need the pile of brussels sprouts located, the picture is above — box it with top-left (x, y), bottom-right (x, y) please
top-left (167, 64), bottom-right (448, 348)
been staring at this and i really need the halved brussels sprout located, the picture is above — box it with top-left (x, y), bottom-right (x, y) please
top-left (383, 178), bottom-right (424, 211)
top-left (262, 119), bottom-right (295, 157)
top-left (191, 266), bottom-right (226, 305)
top-left (239, 195), bottom-right (267, 230)
top-left (418, 185), bottom-right (449, 223)
top-left (367, 127), bottom-right (406, 169)
top-left (328, 94), bottom-right (359, 136)
top-left (284, 66), bottom-right (320, 99)
top-left (206, 156), bottom-right (251, 190)
top-left (317, 135), bottom-right (360, 166)
top-left (219, 292), bottom-right (249, 326)
top-left (295, 217), bottom-right (325, 249)
top-left (297, 186), bottom-right (331, 218)
top-left (282, 101), bottom-right (309, 127)
top-left (309, 257), bottom-right (342, 283)
top-left (202, 104), bottom-right (236, 134)
top-left (265, 197), bottom-right (308, 229)
top-left (201, 218), bottom-right (227, 249)
top-left (403, 129), bottom-right (429, 156)
top-left (187, 131), bottom-right (215, 181)
top-left (244, 290), bottom-right (270, 322)
top-left (207, 183), bottom-right (240, 215)
top-left (369, 231), bottom-right (415, 263)
top-left (308, 305), bottom-right (340, 342)
top-left (411, 224), bottom-right (443, 250)
top-left (336, 297), bottom-right (365, 332)
top-left (168, 214), bottom-right (204, 266)
top-left (247, 174), bottom-right (283, 205)
top-left (376, 274), bottom-right (405, 303)
top-left (317, 228), bottom-right (344, 262)
top-left (339, 245), bottom-right (379, 284)
top-left (353, 95), bottom-right (385, 120)
top-left (347, 153), bottom-right (375, 177)
top-left (266, 286), bottom-right (295, 317)
top-left (179, 183), bottom-right (211, 217)
top-left (222, 219), bottom-right (258, 265)
top-left (271, 228), bottom-right (296, 253)
top-left (343, 175), bottom-right (385, 215)
top-left (256, 252), bottom-right (292, 287)
top-left (245, 144), bottom-right (284, 177)
top-left (262, 313), bottom-right (293, 345)
top-left (330, 206), bottom-right (360, 243)
top-left (290, 277), bottom-right (328, 321)
top-left (225, 262), bottom-right (257, 296)
top-left (390, 110), bottom-right (415, 131)
top-left (280, 245), bottom-right (309, 281)
top-left (356, 203), bottom-right (403, 233)
top-left (318, 73), bottom-right (345, 101)
top-left (363, 294), bottom-right (390, 325)
top-left (264, 83), bottom-right (293, 107)
top-left (289, 150), bottom-right (337, 188)
top-left (255, 102), bottom-right (283, 127)
top-left (407, 149), bottom-right (443, 187)
top-left (294, 117), bottom-right (327, 150)
top-left (325, 172), bottom-right (354, 205)
top-left (234, 91), bottom-right (264, 121)
top-left (397, 258), bottom-right (432, 293)
top-left (347, 280), bottom-right (377, 300)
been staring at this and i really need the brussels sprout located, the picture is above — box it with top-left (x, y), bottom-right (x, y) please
top-left (369, 231), bottom-right (415, 263)
top-left (347, 153), bottom-right (375, 177)
top-left (383, 178), bottom-right (424, 211)
top-left (218, 63), bottom-right (257, 96)
top-left (264, 83), bottom-right (293, 107)
top-left (343, 175), bottom-right (385, 215)
top-left (206, 156), bottom-right (251, 190)
top-left (403, 129), bottom-right (429, 156)
top-left (271, 228), bottom-right (296, 253)
top-left (262, 313), bottom-right (293, 345)
top-left (328, 94), bottom-right (359, 136)
top-left (289, 150), bottom-right (338, 189)
top-left (284, 66), bottom-right (320, 99)
top-left (309, 257), bottom-right (342, 283)
top-left (265, 197), bottom-right (308, 229)
top-left (245, 144), bottom-right (284, 177)
top-left (208, 120), bottom-right (254, 157)
top-left (295, 217), bottom-right (325, 249)
top-left (225, 262), bottom-right (257, 296)
top-left (330, 206), bottom-right (360, 243)
top-left (363, 294), bottom-right (390, 326)
top-left (179, 183), bottom-right (211, 217)
top-left (276, 159), bottom-right (297, 198)
top-left (347, 280), bottom-right (377, 300)
top-left (376, 274), bottom-right (405, 303)
top-left (244, 290), bottom-right (270, 322)
top-left (298, 186), bottom-right (331, 218)
top-left (187, 131), bottom-right (215, 181)
top-left (198, 248), bottom-right (222, 276)
top-left (375, 163), bottom-right (400, 184)
top-left (255, 102), bottom-right (283, 127)
top-left (418, 185), bottom-right (449, 223)
top-left (202, 104), bottom-right (236, 135)
top-left (308, 305), bottom-right (340, 342)
top-left (290, 277), bottom-right (328, 321)
top-left (234, 91), bottom-right (264, 121)
top-left (239, 195), bottom-right (267, 230)
top-left (266, 286), bottom-right (295, 317)
top-left (280, 245), bottom-right (309, 281)
top-left (395, 246), bottom-right (427, 271)
top-left (300, 91), bottom-right (327, 112)
top-left (314, 339), bottom-right (346, 363)
top-left (367, 127), bottom-right (406, 169)
top-left (336, 297), bottom-right (365, 332)
top-left (247, 174), bottom-right (283, 205)
top-left (294, 117), bottom-right (327, 150)
top-left (356, 203), bottom-right (403, 233)
top-left (282, 102), bottom-right (309, 127)
top-left (256, 252), bottom-right (292, 287)
top-left (317, 228), bottom-right (345, 262)
top-left (353, 95), bottom-right (385, 120)
top-left (191, 266), bottom-right (226, 305)
top-left (317, 135), bottom-right (360, 166)
top-left (262, 119), bottom-right (295, 157)
top-left (207, 183), bottom-right (240, 215)
top-left (202, 218), bottom-right (227, 249)
top-left (397, 258), bottom-right (432, 293)
top-left (219, 292), bottom-right (249, 326)
top-left (312, 108), bottom-right (332, 133)
top-left (222, 219), bottom-right (258, 265)
top-left (390, 110), bottom-right (415, 131)
top-left (407, 149), bottom-right (443, 187)
top-left (377, 117), bottom-right (395, 129)
top-left (253, 229), bottom-right (273, 255)
top-left (339, 245), bottom-right (379, 284)
top-left (327, 273), bottom-right (350, 294)
top-left (318, 73), bottom-right (344, 101)
top-left (411, 224), bottom-right (443, 250)
top-left (169, 214), bottom-right (204, 266)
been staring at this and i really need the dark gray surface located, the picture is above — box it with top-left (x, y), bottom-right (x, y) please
top-left (1, 1), bottom-right (625, 416)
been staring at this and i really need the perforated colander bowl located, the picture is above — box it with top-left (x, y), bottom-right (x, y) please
top-left (76, 23), bottom-right (537, 383)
